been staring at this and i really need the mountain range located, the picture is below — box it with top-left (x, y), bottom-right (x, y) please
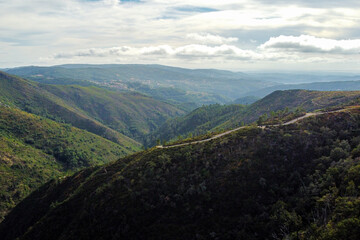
top-left (6, 64), bottom-right (360, 105)
top-left (2, 107), bottom-right (360, 239)
top-left (4, 64), bottom-right (275, 106)
top-left (1, 65), bottom-right (360, 239)
top-left (146, 90), bottom-right (360, 146)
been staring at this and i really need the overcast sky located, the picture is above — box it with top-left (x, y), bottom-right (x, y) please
top-left (1, 0), bottom-right (360, 71)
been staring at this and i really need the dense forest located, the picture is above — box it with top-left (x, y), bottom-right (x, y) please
top-left (146, 90), bottom-right (360, 146)
top-left (2, 108), bottom-right (360, 239)
top-left (0, 71), bottom-right (184, 143)
top-left (0, 105), bottom-right (139, 221)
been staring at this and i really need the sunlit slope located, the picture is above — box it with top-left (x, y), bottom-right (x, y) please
top-left (0, 106), bottom-right (139, 221)
top-left (0, 71), bottom-right (184, 143)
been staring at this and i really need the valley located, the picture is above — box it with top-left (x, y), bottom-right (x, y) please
top-left (2, 107), bottom-right (360, 239)
top-left (1, 66), bottom-right (360, 239)
top-left (2, 0), bottom-right (360, 238)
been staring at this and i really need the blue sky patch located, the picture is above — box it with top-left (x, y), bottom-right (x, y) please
top-left (174, 6), bottom-right (218, 13)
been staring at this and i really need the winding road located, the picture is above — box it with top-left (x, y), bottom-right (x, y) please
top-left (156, 109), bottom-right (345, 149)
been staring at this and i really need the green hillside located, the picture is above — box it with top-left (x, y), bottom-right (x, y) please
top-left (41, 84), bottom-right (185, 140)
top-left (221, 89), bottom-right (360, 129)
top-left (145, 104), bottom-right (246, 147)
top-left (0, 71), bottom-right (184, 143)
top-left (146, 90), bottom-right (360, 145)
top-left (2, 107), bottom-right (360, 239)
top-left (0, 105), bottom-right (140, 221)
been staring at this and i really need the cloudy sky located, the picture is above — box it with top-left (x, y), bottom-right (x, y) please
top-left (1, 0), bottom-right (360, 71)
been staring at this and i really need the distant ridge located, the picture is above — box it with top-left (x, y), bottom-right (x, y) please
top-left (240, 80), bottom-right (360, 98)
top-left (4, 64), bottom-right (276, 100)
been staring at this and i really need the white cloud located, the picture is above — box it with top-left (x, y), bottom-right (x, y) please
top-left (53, 44), bottom-right (262, 60)
top-left (49, 33), bottom-right (360, 70)
top-left (186, 33), bottom-right (238, 44)
top-left (1, 0), bottom-right (360, 70)
top-left (260, 35), bottom-right (360, 54)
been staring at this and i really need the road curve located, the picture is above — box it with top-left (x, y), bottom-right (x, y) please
top-left (156, 109), bottom-right (345, 149)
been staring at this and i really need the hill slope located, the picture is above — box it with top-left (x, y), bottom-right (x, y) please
top-left (147, 90), bottom-right (360, 145)
top-left (0, 106), bottom-right (140, 221)
top-left (221, 89), bottom-right (360, 129)
top-left (145, 104), bottom-right (247, 146)
top-left (40, 84), bottom-right (185, 140)
top-left (0, 71), bottom-right (184, 143)
top-left (2, 108), bottom-right (360, 239)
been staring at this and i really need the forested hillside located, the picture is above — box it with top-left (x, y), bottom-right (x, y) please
top-left (0, 71), bottom-right (184, 143)
top-left (41, 84), bottom-right (184, 140)
top-left (0, 106), bottom-right (140, 221)
top-left (2, 107), bottom-right (360, 239)
top-left (145, 104), bottom-right (246, 147)
top-left (146, 90), bottom-right (360, 145)
top-left (221, 90), bottom-right (360, 129)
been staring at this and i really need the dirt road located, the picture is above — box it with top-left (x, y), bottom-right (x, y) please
top-left (156, 110), bottom-right (344, 149)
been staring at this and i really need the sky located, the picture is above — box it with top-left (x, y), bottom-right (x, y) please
top-left (1, 0), bottom-right (360, 71)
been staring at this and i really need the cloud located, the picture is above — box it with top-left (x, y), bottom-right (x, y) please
top-left (260, 35), bottom-right (360, 54)
top-left (186, 33), bottom-right (238, 44)
top-left (1, 0), bottom-right (360, 70)
top-left (253, 0), bottom-right (360, 8)
top-left (53, 44), bottom-right (262, 60)
top-left (52, 34), bottom-right (360, 66)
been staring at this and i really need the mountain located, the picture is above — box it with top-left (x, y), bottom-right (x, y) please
top-left (145, 104), bottom-right (246, 146)
top-left (146, 90), bottom-right (360, 145)
top-left (223, 89), bottom-right (360, 128)
top-left (2, 107), bottom-right (360, 239)
top-left (40, 84), bottom-right (185, 140)
top-left (0, 71), bottom-right (184, 143)
top-left (5, 64), bottom-right (277, 101)
top-left (240, 80), bottom-right (360, 98)
top-left (247, 72), bottom-right (360, 84)
top-left (0, 105), bottom-right (140, 221)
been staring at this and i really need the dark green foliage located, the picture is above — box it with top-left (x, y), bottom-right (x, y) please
top-left (146, 90), bottom-right (360, 147)
top-left (0, 106), bottom-right (139, 221)
top-left (145, 104), bottom-right (246, 146)
top-left (3, 108), bottom-right (360, 239)
top-left (214, 89), bottom-right (360, 130)
top-left (40, 84), bottom-right (184, 141)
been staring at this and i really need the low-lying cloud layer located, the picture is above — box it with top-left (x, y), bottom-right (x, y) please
top-left (54, 43), bottom-right (261, 60)
top-left (52, 35), bottom-right (360, 65)
top-left (261, 35), bottom-right (360, 54)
